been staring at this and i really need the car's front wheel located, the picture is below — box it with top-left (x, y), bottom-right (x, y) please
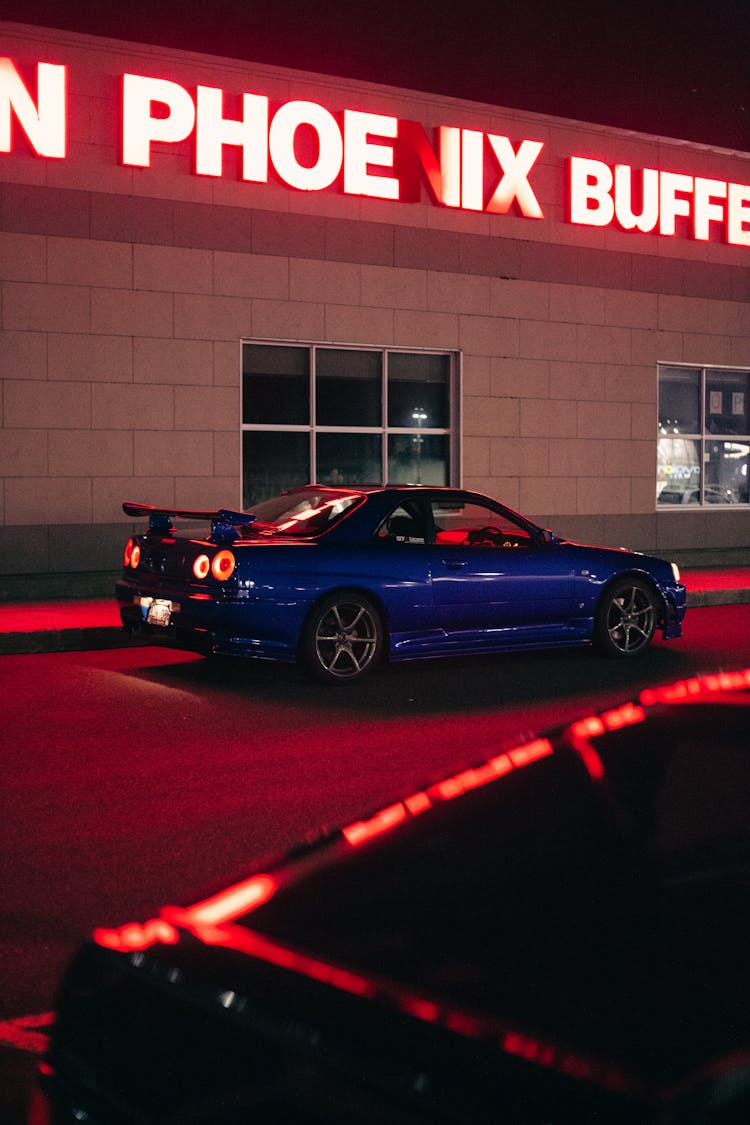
top-left (595, 578), bottom-right (658, 657)
top-left (303, 592), bottom-right (384, 683)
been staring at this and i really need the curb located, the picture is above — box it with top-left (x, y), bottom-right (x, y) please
top-left (0, 627), bottom-right (137, 656)
top-left (0, 589), bottom-right (747, 655)
top-left (687, 588), bottom-right (750, 608)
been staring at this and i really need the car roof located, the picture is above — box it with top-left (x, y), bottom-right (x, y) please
top-left (230, 682), bottom-right (750, 1091)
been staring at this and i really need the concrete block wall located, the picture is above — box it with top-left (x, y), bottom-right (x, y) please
top-left (1, 20), bottom-right (749, 595)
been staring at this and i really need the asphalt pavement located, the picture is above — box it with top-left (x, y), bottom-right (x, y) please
top-left (0, 566), bottom-right (748, 654)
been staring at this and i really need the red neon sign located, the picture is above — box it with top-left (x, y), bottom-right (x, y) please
top-left (3, 52), bottom-right (748, 247)
top-left (0, 58), bottom-right (66, 158)
top-left (568, 157), bottom-right (750, 246)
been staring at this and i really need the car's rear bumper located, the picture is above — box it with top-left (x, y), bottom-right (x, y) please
top-left (116, 580), bottom-right (297, 662)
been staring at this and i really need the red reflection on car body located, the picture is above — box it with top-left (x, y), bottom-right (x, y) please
top-left (93, 917), bottom-right (179, 952)
top-left (93, 875), bottom-right (278, 953)
top-left (182, 873), bottom-right (277, 927)
top-left (567, 703), bottom-right (645, 782)
top-left (194, 923), bottom-right (378, 999)
top-left (343, 802), bottom-right (408, 846)
top-left (342, 738), bottom-right (553, 847)
top-left (640, 666), bottom-right (750, 706)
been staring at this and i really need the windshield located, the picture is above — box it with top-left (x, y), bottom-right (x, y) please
top-left (241, 489), bottom-right (363, 537)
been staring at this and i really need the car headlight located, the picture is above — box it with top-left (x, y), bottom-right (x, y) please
top-left (671, 562), bottom-right (681, 583)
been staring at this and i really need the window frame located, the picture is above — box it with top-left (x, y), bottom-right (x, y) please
top-left (242, 340), bottom-right (460, 505)
top-left (657, 362), bottom-right (750, 508)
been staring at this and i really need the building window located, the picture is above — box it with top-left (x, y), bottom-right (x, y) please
top-left (242, 342), bottom-right (458, 507)
top-left (657, 364), bottom-right (749, 506)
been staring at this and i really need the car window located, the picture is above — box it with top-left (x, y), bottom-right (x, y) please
top-left (241, 490), bottom-right (363, 537)
top-left (375, 502), bottom-right (428, 544)
top-left (430, 499), bottom-right (533, 548)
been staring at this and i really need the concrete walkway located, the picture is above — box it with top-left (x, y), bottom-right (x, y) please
top-left (0, 568), bottom-right (748, 655)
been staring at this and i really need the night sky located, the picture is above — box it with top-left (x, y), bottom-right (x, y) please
top-left (3, 0), bottom-right (749, 151)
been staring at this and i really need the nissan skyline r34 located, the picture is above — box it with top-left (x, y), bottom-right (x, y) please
top-left (116, 485), bottom-right (686, 683)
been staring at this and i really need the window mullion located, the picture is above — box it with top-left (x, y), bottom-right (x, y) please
top-left (310, 345), bottom-right (317, 483)
top-left (382, 349), bottom-right (389, 484)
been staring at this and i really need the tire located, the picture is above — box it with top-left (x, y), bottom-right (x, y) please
top-left (303, 592), bottom-right (384, 683)
top-left (595, 578), bottom-right (658, 657)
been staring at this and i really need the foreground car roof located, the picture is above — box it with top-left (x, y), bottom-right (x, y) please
top-left (61, 669), bottom-right (750, 1124)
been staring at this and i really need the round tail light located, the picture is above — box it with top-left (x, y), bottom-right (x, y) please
top-left (211, 549), bottom-right (236, 581)
top-left (193, 554), bottom-right (210, 580)
top-left (123, 538), bottom-right (134, 566)
top-left (130, 543), bottom-right (141, 569)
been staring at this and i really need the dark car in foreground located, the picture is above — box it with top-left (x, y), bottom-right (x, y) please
top-left (32, 669), bottom-right (750, 1124)
top-left (116, 485), bottom-right (686, 682)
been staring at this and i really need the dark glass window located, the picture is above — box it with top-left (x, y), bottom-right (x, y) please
top-left (242, 343), bottom-right (457, 506)
top-left (658, 366), bottom-right (700, 435)
top-left (317, 432), bottom-right (381, 485)
top-left (316, 349), bottom-right (381, 427)
top-left (242, 430), bottom-right (309, 507)
top-left (243, 345), bottom-right (309, 425)
top-left (388, 352), bottom-right (450, 429)
top-left (658, 365), bottom-right (749, 506)
top-left (388, 434), bottom-right (449, 486)
top-left (705, 369), bottom-right (749, 436)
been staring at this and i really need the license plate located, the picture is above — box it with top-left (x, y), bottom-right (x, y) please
top-left (146, 599), bottom-right (172, 627)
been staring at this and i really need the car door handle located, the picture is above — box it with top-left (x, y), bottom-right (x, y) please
top-left (442, 559), bottom-right (468, 569)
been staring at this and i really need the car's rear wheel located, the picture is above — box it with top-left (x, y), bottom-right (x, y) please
top-left (303, 592), bottom-right (384, 683)
top-left (595, 577), bottom-right (658, 657)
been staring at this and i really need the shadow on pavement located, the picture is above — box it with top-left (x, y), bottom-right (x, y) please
top-left (123, 640), bottom-right (692, 717)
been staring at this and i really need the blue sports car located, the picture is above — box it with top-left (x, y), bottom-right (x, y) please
top-left (117, 485), bottom-right (686, 683)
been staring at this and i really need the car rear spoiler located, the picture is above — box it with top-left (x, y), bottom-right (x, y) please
top-left (123, 501), bottom-right (255, 542)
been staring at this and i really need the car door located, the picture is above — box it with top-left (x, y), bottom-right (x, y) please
top-left (427, 495), bottom-right (575, 637)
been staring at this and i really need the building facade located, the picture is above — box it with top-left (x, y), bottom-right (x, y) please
top-left (1, 20), bottom-right (749, 596)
